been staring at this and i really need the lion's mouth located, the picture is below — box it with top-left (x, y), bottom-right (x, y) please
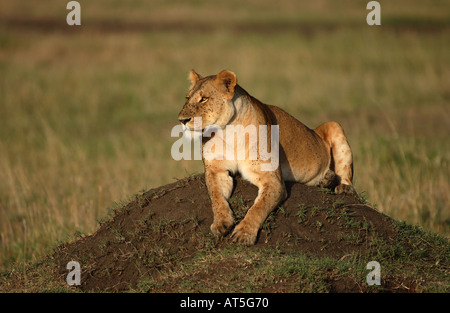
top-left (182, 124), bottom-right (205, 132)
top-left (182, 123), bottom-right (222, 137)
top-left (182, 117), bottom-right (220, 134)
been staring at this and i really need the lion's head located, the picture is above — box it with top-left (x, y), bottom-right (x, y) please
top-left (178, 70), bottom-right (237, 132)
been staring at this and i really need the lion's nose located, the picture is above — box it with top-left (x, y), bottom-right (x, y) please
top-left (178, 117), bottom-right (192, 125)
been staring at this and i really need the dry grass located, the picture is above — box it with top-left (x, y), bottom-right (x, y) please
top-left (0, 0), bottom-right (449, 271)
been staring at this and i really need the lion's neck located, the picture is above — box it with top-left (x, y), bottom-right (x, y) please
top-left (229, 85), bottom-right (257, 126)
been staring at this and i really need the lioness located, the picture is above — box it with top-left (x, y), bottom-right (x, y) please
top-left (178, 70), bottom-right (354, 245)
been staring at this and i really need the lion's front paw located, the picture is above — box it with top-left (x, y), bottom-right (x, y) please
top-left (335, 183), bottom-right (355, 195)
top-left (231, 221), bottom-right (258, 246)
top-left (210, 215), bottom-right (234, 237)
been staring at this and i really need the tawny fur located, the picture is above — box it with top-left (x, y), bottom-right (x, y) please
top-left (178, 70), bottom-right (355, 245)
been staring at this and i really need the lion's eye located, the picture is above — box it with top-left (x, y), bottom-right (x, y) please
top-left (185, 96), bottom-right (190, 101)
top-left (200, 97), bottom-right (209, 103)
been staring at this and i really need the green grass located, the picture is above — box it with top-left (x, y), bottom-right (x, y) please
top-left (0, 0), bottom-right (449, 273)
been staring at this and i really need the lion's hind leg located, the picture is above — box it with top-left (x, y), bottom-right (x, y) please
top-left (318, 169), bottom-right (338, 189)
top-left (315, 121), bottom-right (355, 195)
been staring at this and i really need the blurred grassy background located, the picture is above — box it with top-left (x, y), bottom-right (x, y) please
top-left (0, 0), bottom-right (449, 271)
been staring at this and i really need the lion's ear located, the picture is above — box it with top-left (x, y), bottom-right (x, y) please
top-left (216, 70), bottom-right (237, 98)
top-left (188, 70), bottom-right (201, 89)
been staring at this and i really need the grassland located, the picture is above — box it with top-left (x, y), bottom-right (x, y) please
top-left (2, 175), bottom-right (448, 293)
top-left (0, 0), bottom-right (449, 275)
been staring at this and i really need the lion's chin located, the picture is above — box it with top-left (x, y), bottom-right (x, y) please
top-left (183, 122), bottom-right (222, 138)
top-left (181, 128), bottom-right (202, 141)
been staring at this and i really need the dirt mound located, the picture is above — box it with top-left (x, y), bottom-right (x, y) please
top-left (51, 174), bottom-right (399, 292)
